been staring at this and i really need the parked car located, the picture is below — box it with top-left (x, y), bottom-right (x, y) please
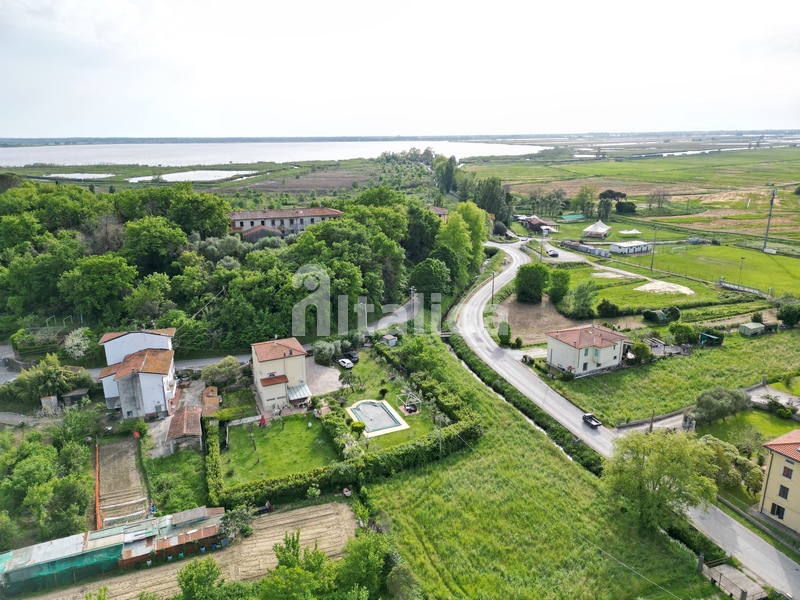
top-left (582, 413), bottom-right (602, 428)
top-left (344, 351), bottom-right (359, 364)
top-left (337, 358), bottom-right (354, 369)
top-left (546, 249), bottom-right (559, 257)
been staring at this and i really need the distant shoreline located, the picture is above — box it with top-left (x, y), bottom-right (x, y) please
top-left (2, 130), bottom-right (799, 148)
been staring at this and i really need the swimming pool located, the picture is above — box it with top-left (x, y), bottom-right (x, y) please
top-left (346, 400), bottom-right (410, 438)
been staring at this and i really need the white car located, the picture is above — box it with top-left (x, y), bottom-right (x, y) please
top-left (338, 358), bottom-right (354, 369)
top-left (546, 249), bottom-right (559, 257)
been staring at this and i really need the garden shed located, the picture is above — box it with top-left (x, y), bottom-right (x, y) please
top-left (739, 322), bottom-right (765, 337)
top-left (382, 334), bottom-right (397, 347)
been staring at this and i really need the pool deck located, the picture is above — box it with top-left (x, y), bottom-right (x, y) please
top-left (346, 399), bottom-right (410, 438)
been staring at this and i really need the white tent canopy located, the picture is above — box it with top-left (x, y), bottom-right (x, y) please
top-left (582, 220), bottom-right (612, 238)
top-left (619, 229), bottom-right (641, 235)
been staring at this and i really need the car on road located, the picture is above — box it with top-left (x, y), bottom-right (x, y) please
top-left (582, 413), bottom-right (602, 428)
top-left (546, 249), bottom-right (559, 257)
top-left (337, 358), bottom-right (354, 369)
top-left (344, 351), bottom-right (359, 364)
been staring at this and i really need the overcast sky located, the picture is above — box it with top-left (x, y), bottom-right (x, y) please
top-left (1, 0), bottom-right (799, 138)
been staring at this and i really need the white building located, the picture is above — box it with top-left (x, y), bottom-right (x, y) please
top-left (98, 329), bottom-right (177, 419)
top-left (545, 324), bottom-right (629, 376)
top-left (609, 240), bottom-right (652, 254)
top-left (251, 337), bottom-right (311, 414)
top-left (582, 220), bottom-right (612, 239)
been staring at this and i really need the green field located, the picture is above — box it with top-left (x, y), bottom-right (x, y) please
top-left (370, 339), bottom-right (714, 599)
top-left (551, 330), bottom-right (800, 424)
top-left (615, 243), bottom-right (800, 296)
top-left (142, 449), bottom-right (208, 515)
top-left (222, 414), bottom-right (339, 485)
top-left (696, 409), bottom-right (799, 444)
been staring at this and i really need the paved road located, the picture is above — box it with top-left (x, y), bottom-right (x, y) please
top-left (454, 239), bottom-right (800, 597)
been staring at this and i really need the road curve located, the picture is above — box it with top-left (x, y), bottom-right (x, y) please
top-left (454, 240), bottom-right (800, 597)
top-left (454, 241), bottom-right (616, 457)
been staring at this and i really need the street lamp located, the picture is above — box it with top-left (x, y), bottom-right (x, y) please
top-left (409, 286), bottom-right (416, 320)
top-left (739, 257), bottom-right (745, 286)
top-left (649, 226), bottom-right (659, 271)
top-left (358, 302), bottom-right (367, 331)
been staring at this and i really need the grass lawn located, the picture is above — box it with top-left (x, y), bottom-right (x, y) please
top-left (142, 449), bottom-right (208, 515)
top-left (696, 409), bottom-right (800, 444)
top-left (222, 413), bottom-right (339, 485)
top-left (370, 338), bottom-right (714, 599)
top-left (615, 243), bottom-right (800, 296)
top-left (551, 330), bottom-right (800, 424)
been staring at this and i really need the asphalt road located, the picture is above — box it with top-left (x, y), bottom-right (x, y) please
top-left (454, 239), bottom-right (800, 597)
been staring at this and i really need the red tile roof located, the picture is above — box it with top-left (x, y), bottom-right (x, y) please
top-left (114, 349), bottom-right (174, 380)
top-left (229, 208), bottom-right (342, 221)
top-left (428, 206), bottom-right (449, 216)
top-left (764, 430), bottom-right (800, 462)
top-left (545, 324), bottom-right (628, 350)
top-left (99, 328), bottom-right (176, 345)
top-left (167, 406), bottom-right (203, 440)
top-left (99, 363), bottom-right (121, 379)
top-left (202, 386), bottom-right (221, 416)
top-left (260, 375), bottom-right (289, 387)
top-left (252, 338), bottom-right (306, 362)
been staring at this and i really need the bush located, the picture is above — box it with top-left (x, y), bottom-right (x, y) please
top-left (205, 424), bottom-right (223, 506)
top-left (514, 337), bottom-right (523, 349)
top-left (211, 406), bottom-right (255, 422)
top-left (597, 298), bottom-right (621, 318)
top-left (666, 519), bottom-right (726, 563)
top-left (664, 306), bottom-right (681, 322)
top-left (642, 310), bottom-right (659, 323)
top-left (498, 322), bottom-right (512, 346)
top-left (118, 418), bottom-right (148, 438)
top-left (312, 341), bottom-right (335, 365)
top-left (493, 221), bottom-right (508, 236)
top-left (776, 407), bottom-right (792, 419)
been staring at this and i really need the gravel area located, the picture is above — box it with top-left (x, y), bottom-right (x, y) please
top-left (306, 356), bottom-right (342, 396)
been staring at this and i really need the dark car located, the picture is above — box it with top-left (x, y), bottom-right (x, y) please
top-left (582, 413), bottom-right (602, 428)
top-left (546, 249), bottom-right (559, 257)
top-left (344, 351), bottom-right (360, 364)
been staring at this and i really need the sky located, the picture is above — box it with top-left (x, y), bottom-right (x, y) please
top-left (1, 0), bottom-right (799, 138)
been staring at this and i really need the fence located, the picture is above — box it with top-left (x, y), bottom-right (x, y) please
top-left (701, 561), bottom-right (766, 600)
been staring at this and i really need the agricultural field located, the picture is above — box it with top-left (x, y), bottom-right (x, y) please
top-left (142, 448), bottom-right (208, 515)
top-left (370, 339), bottom-right (714, 599)
top-left (551, 330), bottom-right (800, 425)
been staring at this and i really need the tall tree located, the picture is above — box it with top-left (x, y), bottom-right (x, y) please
top-left (597, 198), bottom-right (613, 220)
top-left (168, 185), bottom-right (232, 239)
top-left (454, 202), bottom-right (489, 271)
top-left (474, 177), bottom-right (511, 224)
top-left (547, 269), bottom-right (571, 304)
top-left (122, 216), bottom-right (187, 275)
top-left (515, 263), bottom-right (550, 303)
top-left (404, 202), bottom-right (440, 264)
top-left (58, 255), bottom-right (137, 322)
top-left (605, 431), bottom-right (716, 530)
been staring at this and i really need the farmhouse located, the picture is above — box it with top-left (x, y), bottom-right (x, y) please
top-left (524, 215), bottom-right (560, 234)
top-left (167, 406), bottom-right (203, 452)
top-left (251, 337), bottom-right (311, 414)
top-left (98, 329), bottom-right (177, 420)
top-left (582, 220), bottom-right (612, 239)
top-left (609, 240), bottom-right (652, 254)
top-left (229, 207), bottom-right (342, 237)
top-left (545, 324), bottom-right (630, 376)
top-left (427, 205), bottom-right (449, 222)
top-left (760, 430), bottom-right (800, 534)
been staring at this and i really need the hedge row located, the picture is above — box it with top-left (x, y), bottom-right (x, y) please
top-left (205, 423), bottom-right (223, 506)
top-left (211, 406), bottom-right (256, 422)
top-left (219, 417), bottom-right (481, 508)
top-left (448, 334), bottom-right (604, 476)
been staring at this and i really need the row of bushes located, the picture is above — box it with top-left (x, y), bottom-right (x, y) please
top-left (220, 417), bottom-right (482, 508)
top-left (205, 423), bottom-right (223, 506)
top-left (321, 406), bottom-right (365, 460)
top-left (448, 334), bottom-right (604, 475)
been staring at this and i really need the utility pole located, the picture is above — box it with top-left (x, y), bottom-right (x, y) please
top-left (650, 226), bottom-right (658, 271)
top-left (540, 229), bottom-right (545, 263)
top-left (763, 188), bottom-right (776, 252)
top-left (491, 271), bottom-right (496, 304)
top-left (739, 257), bottom-right (745, 286)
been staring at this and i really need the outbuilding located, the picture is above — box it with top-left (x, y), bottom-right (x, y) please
top-left (609, 240), bottom-right (652, 254)
top-left (739, 322), bottom-right (765, 337)
top-left (382, 334), bottom-right (397, 347)
top-left (582, 220), bottom-right (612, 239)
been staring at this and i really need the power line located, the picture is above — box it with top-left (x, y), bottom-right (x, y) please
top-left (453, 431), bottom-right (684, 600)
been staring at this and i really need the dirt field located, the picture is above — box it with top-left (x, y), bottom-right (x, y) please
top-left (98, 440), bottom-right (149, 526)
top-left (31, 502), bottom-right (357, 600)
top-left (494, 294), bottom-right (645, 345)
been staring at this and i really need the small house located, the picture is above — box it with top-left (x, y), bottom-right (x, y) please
top-left (739, 322), bottom-right (765, 337)
top-left (609, 240), bottom-right (652, 254)
top-left (382, 334), bottom-right (397, 347)
top-left (61, 387), bottom-right (90, 406)
top-left (427, 206), bottom-right (449, 222)
top-left (167, 406), bottom-right (203, 453)
top-left (760, 430), bottom-right (800, 534)
top-left (202, 386), bottom-right (221, 417)
top-left (251, 337), bottom-right (310, 414)
top-left (582, 220), bottom-right (612, 239)
top-left (545, 324), bottom-right (629, 376)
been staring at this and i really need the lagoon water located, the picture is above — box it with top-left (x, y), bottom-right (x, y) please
top-left (0, 140), bottom-right (551, 167)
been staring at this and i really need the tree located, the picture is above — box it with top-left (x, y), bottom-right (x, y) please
top-left (409, 258), bottom-right (450, 300)
top-left (693, 387), bottom-right (751, 425)
top-left (777, 303), bottom-right (800, 327)
top-left (122, 216), bottom-right (187, 275)
top-left (351, 421), bottom-right (366, 439)
top-left (176, 557), bottom-right (222, 600)
top-left (604, 430), bottom-right (716, 530)
top-left (515, 263), bottom-right (550, 303)
top-left (336, 529), bottom-right (391, 599)
top-left (668, 322), bottom-right (698, 345)
top-left (168, 185), bottom-right (232, 239)
top-left (63, 328), bottom-right (91, 360)
top-left (201, 356), bottom-right (241, 384)
top-left (13, 354), bottom-right (84, 407)
top-left (573, 185), bottom-right (597, 217)
top-left (731, 424), bottom-right (766, 459)
top-left (646, 188), bottom-right (668, 210)
top-left (429, 245), bottom-right (468, 292)
top-left (474, 177), bottom-right (511, 224)
top-left (547, 269), bottom-right (570, 304)
top-left (599, 190), bottom-right (626, 201)
top-left (403, 203), bottom-right (440, 264)
top-left (124, 272), bottom-right (174, 322)
top-left (615, 201), bottom-right (637, 214)
top-left (59, 440), bottom-right (90, 475)
top-left (0, 511), bottom-right (18, 552)
top-left (630, 341), bottom-right (652, 364)
top-left (597, 198), bottom-right (613, 220)
top-left (700, 435), bottom-right (763, 493)
top-left (219, 505), bottom-right (255, 539)
top-left (58, 254), bottom-right (138, 322)
top-left (567, 281), bottom-right (597, 319)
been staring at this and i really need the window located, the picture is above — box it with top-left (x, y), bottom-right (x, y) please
top-left (779, 485), bottom-right (790, 500)
top-left (311, 218), bottom-right (315, 223)
top-left (271, 220), bottom-right (276, 226)
top-left (250, 221), bottom-right (254, 226)
top-left (771, 503), bottom-right (786, 520)
top-left (613, 356), bottom-right (617, 360)
top-left (784, 466), bottom-right (794, 479)
top-left (584, 348), bottom-right (588, 356)
top-left (261, 220), bottom-right (265, 225)
top-left (239, 221), bottom-right (244, 227)
top-left (126, 411), bottom-right (133, 418)
top-left (289, 218), bottom-right (294, 225)
top-left (280, 219), bottom-right (284, 225)
top-left (300, 218), bottom-right (304, 224)
top-left (583, 362), bottom-right (588, 371)
top-left (594, 348), bottom-right (599, 357)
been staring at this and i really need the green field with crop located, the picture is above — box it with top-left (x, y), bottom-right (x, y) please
top-left (696, 409), bottom-right (799, 445)
top-left (370, 339), bottom-right (714, 599)
top-left (551, 330), bottom-right (800, 424)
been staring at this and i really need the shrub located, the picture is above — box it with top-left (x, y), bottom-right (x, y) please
top-left (493, 221), bottom-right (507, 236)
top-left (514, 337), bottom-right (523, 349)
top-left (498, 322), bottom-right (512, 346)
top-left (666, 519), bottom-right (726, 563)
top-left (205, 424), bottom-right (223, 506)
top-left (664, 306), bottom-right (681, 322)
top-left (312, 341), bottom-right (335, 365)
top-left (597, 298), bottom-right (621, 318)
top-left (751, 312), bottom-right (764, 324)
top-left (211, 406), bottom-right (255, 422)
top-left (776, 407), bottom-right (792, 419)
top-left (118, 418), bottom-right (148, 438)
top-left (642, 310), bottom-right (659, 323)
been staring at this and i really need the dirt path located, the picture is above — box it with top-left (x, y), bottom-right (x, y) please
top-left (98, 440), bottom-right (149, 526)
top-left (31, 502), bottom-right (357, 600)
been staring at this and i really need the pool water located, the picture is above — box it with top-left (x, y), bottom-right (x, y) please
top-left (349, 401), bottom-right (399, 432)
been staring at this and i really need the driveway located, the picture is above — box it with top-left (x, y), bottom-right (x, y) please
top-left (454, 239), bottom-right (800, 597)
top-left (306, 356), bottom-right (342, 396)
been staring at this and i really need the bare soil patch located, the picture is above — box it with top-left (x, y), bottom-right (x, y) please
top-left (98, 439), bottom-right (149, 526)
top-left (31, 502), bottom-right (357, 600)
top-left (591, 271), bottom-right (636, 279)
top-left (494, 294), bottom-right (646, 345)
top-left (634, 281), bottom-right (695, 295)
